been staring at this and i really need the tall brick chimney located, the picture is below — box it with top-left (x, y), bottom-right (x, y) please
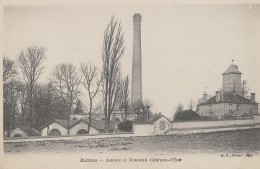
top-left (131, 13), bottom-right (142, 104)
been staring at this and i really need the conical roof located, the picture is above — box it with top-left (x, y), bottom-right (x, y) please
top-left (222, 65), bottom-right (242, 75)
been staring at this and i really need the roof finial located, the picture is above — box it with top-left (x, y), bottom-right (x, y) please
top-left (232, 59), bottom-right (234, 65)
top-left (204, 87), bottom-right (207, 94)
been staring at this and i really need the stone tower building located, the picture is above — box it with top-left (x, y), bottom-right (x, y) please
top-left (198, 63), bottom-right (258, 119)
top-left (131, 13), bottom-right (142, 104)
top-left (222, 64), bottom-right (242, 95)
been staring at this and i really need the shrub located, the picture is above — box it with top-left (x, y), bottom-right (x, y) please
top-left (118, 120), bottom-right (133, 132)
top-left (174, 110), bottom-right (201, 121)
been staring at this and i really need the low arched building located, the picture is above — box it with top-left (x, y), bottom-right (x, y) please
top-left (40, 118), bottom-right (113, 136)
top-left (10, 126), bottom-right (41, 138)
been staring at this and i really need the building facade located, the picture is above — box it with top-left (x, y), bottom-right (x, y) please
top-left (198, 64), bottom-right (258, 119)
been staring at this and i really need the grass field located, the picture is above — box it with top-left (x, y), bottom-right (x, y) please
top-left (4, 128), bottom-right (260, 154)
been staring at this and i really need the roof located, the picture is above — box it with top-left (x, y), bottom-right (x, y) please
top-left (200, 93), bottom-right (258, 105)
top-left (16, 126), bottom-right (41, 136)
top-left (40, 119), bottom-right (70, 130)
top-left (145, 114), bottom-right (170, 124)
top-left (222, 65), bottom-right (242, 75)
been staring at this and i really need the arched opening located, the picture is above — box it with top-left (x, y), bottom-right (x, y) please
top-left (14, 134), bottom-right (23, 137)
top-left (115, 118), bottom-right (121, 123)
top-left (76, 129), bottom-right (89, 135)
top-left (49, 129), bottom-right (61, 136)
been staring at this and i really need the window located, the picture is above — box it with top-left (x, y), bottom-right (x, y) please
top-left (236, 105), bottom-right (240, 111)
top-left (209, 104), bottom-right (213, 113)
top-left (229, 104), bottom-right (232, 112)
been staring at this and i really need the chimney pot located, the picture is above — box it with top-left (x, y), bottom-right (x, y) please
top-left (251, 93), bottom-right (255, 102)
top-left (203, 92), bottom-right (208, 103)
top-left (216, 91), bottom-right (221, 102)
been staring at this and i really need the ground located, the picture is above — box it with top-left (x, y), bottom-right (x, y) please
top-left (4, 128), bottom-right (260, 154)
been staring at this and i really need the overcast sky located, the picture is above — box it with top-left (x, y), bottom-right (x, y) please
top-left (4, 4), bottom-right (260, 118)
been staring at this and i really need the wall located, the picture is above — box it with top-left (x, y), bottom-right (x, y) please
top-left (69, 121), bottom-right (99, 135)
top-left (10, 128), bottom-right (27, 137)
top-left (171, 118), bottom-right (257, 130)
top-left (199, 102), bottom-right (258, 118)
top-left (133, 124), bottom-right (154, 136)
top-left (254, 115), bottom-right (260, 124)
top-left (199, 103), bottom-right (224, 118)
top-left (153, 116), bottom-right (171, 135)
top-left (41, 122), bottom-right (68, 136)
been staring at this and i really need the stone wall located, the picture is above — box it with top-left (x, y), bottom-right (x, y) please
top-left (171, 117), bottom-right (260, 130)
top-left (133, 124), bottom-right (154, 136)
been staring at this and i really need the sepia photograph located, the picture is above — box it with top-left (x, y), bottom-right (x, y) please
top-left (1, 1), bottom-right (260, 169)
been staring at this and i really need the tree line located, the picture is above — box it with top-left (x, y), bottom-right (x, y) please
top-left (3, 16), bottom-right (151, 136)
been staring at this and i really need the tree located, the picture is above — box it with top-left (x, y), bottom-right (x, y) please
top-left (174, 109), bottom-right (201, 121)
top-left (3, 80), bottom-right (21, 136)
top-left (18, 46), bottom-right (46, 127)
top-left (50, 63), bottom-right (81, 134)
top-left (119, 75), bottom-right (130, 121)
top-left (3, 57), bottom-right (17, 82)
top-left (80, 62), bottom-right (102, 132)
top-left (102, 16), bottom-right (125, 131)
top-left (173, 103), bottom-right (184, 120)
top-left (131, 99), bottom-right (152, 122)
top-left (74, 99), bottom-right (84, 115)
top-left (242, 80), bottom-right (250, 98)
top-left (187, 99), bottom-right (195, 111)
top-left (33, 83), bottom-right (52, 129)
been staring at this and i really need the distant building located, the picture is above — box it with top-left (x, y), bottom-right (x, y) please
top-left (198, 63), bottom-right (258, 119)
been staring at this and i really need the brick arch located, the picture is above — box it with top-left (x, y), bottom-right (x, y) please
top-left (10, 128), bottom-right (27, 137)
top-left (49, 129), bottom-right (61, 136)
top-left (76, 129), bottom-right (89, 135)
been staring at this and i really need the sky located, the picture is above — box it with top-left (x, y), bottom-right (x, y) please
top-left (3, 3), bottom-right (260, 118)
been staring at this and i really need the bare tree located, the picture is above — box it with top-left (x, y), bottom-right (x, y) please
top-left (187, 99), bottom-right (195, 111)
top-left (50, 63), bottom-right (81, 134)
top-left (119, 75), bottom-right (130, 121)
top-left (242, 80), bottom-right (250, 98)
top-left (80, 62), bottom-right (102, 133)
top-left (173, 103), bottom-right (184, 120)
top-left (195, 97), bottom-right (204, 113)
top-left (131, 99), bottom-right (152, 122)
top-left (4, 81), bottom-right (19, 136)
top-left (175, 103), bottom-right (184, 114)
top-left (33, 83), bottom-right (52, 129)
top-left (18, 46), bottom-right (46, 126)
top-left (3, 57), bottom-right (17, 82)
top-left (102, 16), bottom-right (125, 131)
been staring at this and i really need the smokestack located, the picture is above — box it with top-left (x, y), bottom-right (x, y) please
top-left (251, 93), bottom-right (255, 102)
top-left (216, 91), bottom-right (221, 102)
top-left (131, 13), bottom-right (142, 104)
top-left (203, 91), bottom-right (208, 103)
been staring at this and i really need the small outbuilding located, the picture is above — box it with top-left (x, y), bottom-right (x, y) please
top-left (10, 126), bottom-right (41, 138)
top-left (133, 114), bottom-right (171, 135)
